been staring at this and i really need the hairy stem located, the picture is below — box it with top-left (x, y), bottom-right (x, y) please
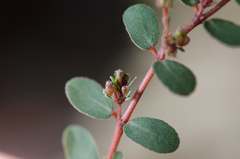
top-left (184, 0), bottom-right (230, 34)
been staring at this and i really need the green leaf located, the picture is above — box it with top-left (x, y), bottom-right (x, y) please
top-left (204, 19), bottom-right (240, 46)
top-left (179, 0), bottom-right (200, 6)
top-left (65, 77), bottom-right (114, 119)
top-left (177, 47), bottom-right (185, 52)
top-left (127, 76), bottom-right (137, 87)
top-left (153, 60), bottom-right (196, 95)
top-left (123, 4), bottom-right (159, 50)
top-left (123, 117), bottom-right (179, 153)
top-left (113, 151), bottom-right (123, 159)
top-left (62, 125), bottom-right (99, 159)
top-left (236, 0), bottom-right (240, 5)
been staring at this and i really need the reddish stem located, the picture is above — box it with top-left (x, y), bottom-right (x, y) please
top-left (107, 47), bottom-right (157, 159)
top-left (111, 109), bottom-right (117, 119)
top-left (149, 45), bottom-right (158, 56)
top-left (107, 103), bottom-right (123, 159)
top-left (200, 0), bottom-right (230, 21)
top-left (193, 4), bottom-right (199, 15)
top-left (106, 121), bottom-right (124, 159)
top-left (184, 0), bottom-right (230, 34)
top-left (157, 48), bottom-right (165, 61)
top-left (106, 1), bottom-right (231, 158)
top-left (121, 65), bottom-right (155, 123)
top-left (162, 7), bottom-right (170, 37)
top-left (117, 103), bottom-right (122, 121)
top-left (196, 4), bottom-right (204, 17)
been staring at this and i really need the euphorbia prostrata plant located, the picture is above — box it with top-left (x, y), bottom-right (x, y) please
top-left (62, 0), bottom-right (240, 158)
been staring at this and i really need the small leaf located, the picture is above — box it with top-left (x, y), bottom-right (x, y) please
top-left (62, 125), bottom-right (99, 159)
top-left (123, 117), bottom-right (179, 153)
top-left (236, 0), bottom-right (240, 5)
top-left (204, 19), bottom-right (240, 46)
top-left (179, 0), bottom-right (200, 6)
top-left (123, 4), bottom-right (159, 50)
top-left (110, 76), bottom-right (117, 86)
top-left (113, 151), bottom-right (123, 159)
top-left (65, 77), bottom-right (114, 119)
top-left (177, 47), bottom-right (185, 52)
top-left (127, 76), bottom-right (137, 87)
top-left (153, 60), bottom-right (196, 95)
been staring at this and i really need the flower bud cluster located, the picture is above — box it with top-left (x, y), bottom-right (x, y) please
top-left (175, 26), bottom-right (190, 47)
top-left (156, 0), bottom-right (173, 8)
top-left (103, 69), bottom-right (136, 103)
top-left (162, 35), bottom-right (177, 57)
top-left (162, 27), bottom-right (190, 57)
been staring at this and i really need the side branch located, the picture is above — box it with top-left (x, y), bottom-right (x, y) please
top-left (162, 7), bottom-right (170, 37)
top-left (184, 0), bottom-right (230, 34)
top-left (200, 0), bottom-right (230, 21)
top-left (111, 109), bottom-right (117, 119)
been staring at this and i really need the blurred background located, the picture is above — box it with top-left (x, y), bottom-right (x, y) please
top-left (0, 0), bottom-right (240, 159)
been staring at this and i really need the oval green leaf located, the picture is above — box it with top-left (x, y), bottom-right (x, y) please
top-left (123, 117), bottom-right (179, 153)
top-left (113, 151), bottom-right (123, 159)
top-left (62, 125), bottom-right (99, 159)
top-left (65, 77), bottom-right (114, 119)
top-left (153, 60), bottom-right (196, 95)
top-left (204, 19), bottom-right (240, 46)
top-left (123, 4), bottom-right (159, 50)
top-left (179, 0), bottom-right (200, 6)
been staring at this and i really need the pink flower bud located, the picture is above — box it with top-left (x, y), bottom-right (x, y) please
top-left (104, 81), bottom-right (116, 96)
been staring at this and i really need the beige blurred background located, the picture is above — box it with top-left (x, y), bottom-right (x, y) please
top-left (1, 0), bottom-right (240, 159)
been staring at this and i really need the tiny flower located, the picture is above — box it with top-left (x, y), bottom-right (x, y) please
top-left (103, 81), bottom-right (117, 96)
top-left (103, 70), bottom-right (136, 103)
top-left (114, 69), bottom-right (129, 87)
